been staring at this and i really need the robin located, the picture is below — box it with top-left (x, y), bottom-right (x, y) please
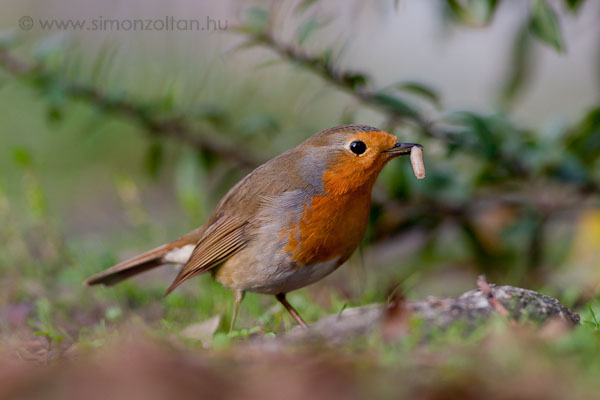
top-left (85, 125), bottom-right (422, 329)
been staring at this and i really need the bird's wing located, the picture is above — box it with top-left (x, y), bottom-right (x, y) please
top-left (164, 215), bottom-right (248, 295)
top-left (164, 146), bottom-right (319, 295)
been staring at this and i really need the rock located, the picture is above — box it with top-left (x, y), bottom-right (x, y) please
top-left (257, 282), bottom-right (579, 347)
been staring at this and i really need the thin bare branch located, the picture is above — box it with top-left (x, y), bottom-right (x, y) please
top-left (477, 275), bottom-right (509, 317)
top-left (0, 48), bottom-right (262, 169)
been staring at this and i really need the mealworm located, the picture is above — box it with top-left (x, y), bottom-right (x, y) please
top-left (410, 146), bottom-right (425, 179)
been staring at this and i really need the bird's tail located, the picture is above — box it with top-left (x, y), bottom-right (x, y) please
top-left (84, 240), bottom-right (187, 287)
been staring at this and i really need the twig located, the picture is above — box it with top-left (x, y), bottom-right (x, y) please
top-left (255, 34), bottom-right (418, 122)
top-left (251, 32), bottom-right (453, 142)
top-left (477, 275), bottom-right (509, 317)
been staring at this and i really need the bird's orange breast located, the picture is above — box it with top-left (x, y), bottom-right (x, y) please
top-left (282, 159), bottom-right (377, 267)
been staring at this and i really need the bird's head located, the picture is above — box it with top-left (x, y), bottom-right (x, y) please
top-left (302, 124), bottom-right (421, 195)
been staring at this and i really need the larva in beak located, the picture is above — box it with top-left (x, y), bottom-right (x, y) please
top-left (410, 146), bottom-right (425, 179)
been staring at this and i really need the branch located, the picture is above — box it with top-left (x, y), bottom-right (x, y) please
top-left (246, 30), bottom-right (599, 194)
top-left (250, 32), bottom-right (449, 141)
top-left (0, 48), bottom-right (262, 169)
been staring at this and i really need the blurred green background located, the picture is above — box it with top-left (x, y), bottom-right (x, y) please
top-left (0, 0), bottom-right (599, 340)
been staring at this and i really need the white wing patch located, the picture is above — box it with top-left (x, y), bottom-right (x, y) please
top-left (163, 244), bottom-right (195, 264)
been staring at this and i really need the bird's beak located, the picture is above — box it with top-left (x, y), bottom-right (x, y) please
top-left (384, 142), bottom-right (423, 158)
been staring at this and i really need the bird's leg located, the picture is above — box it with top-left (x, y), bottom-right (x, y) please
top-left (230, 290), bottom-right (245, 332)
top-left (275, 293), bottom-right (308, 329)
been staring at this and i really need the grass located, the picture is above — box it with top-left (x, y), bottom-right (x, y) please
top-left (3, 163), bottom-right (600, 399)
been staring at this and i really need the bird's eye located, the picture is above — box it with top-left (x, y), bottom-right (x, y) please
top-left (349, 140), bottom-right (367, 155)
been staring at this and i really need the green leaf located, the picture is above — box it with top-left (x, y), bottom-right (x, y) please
top-left (549, 154), bottom-right (588, 184)
top-left (144, 141), bottom-right (164, 179)
top-left (13, 147), bottom-right (33, 168)
top-left (44, 82), bottom-right (67, 123)
top-left (372, 93), bottom-right (419, 118)
top-left (471, 0), bottom-right (500, 25)
top-left (500, 24), bottom-right (532, 107)
top-left (393, 81), bottom-right (441, 108)
top-left (35, 330), bottom-right (64, 344)
top-left (563, 0), bottom-right (585, 12)
top-left (567, 107), bottom-right (600, 164)
top-left (529, 0), bottom-right (564, 52)
top-left (444, 0), bottom-right (500, 27)
top-left (444, 0), bottom-right (469, 24)
top-left (242, 7), bottom-right (269, 34)
top-left (297, 17), bottom-right (319, 45)
top-left (585, 303), bottom-right (600, 330)
top-left (225, 39), bottom-right (262, 54)
top-left (341, 72), bottom-right (369, 90)
top-left (450, 112), bottom-right (498, 158)
top-left (91, 42), bottom-right (119, 83)
top-left (47, 104), bottom-right (63, 122)
top-left (295, 0), bottom-right (320, 14)
top-left (194, 104), bottom-right (229, 129)
top-left (320, 48), bottom-right (334, 66)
